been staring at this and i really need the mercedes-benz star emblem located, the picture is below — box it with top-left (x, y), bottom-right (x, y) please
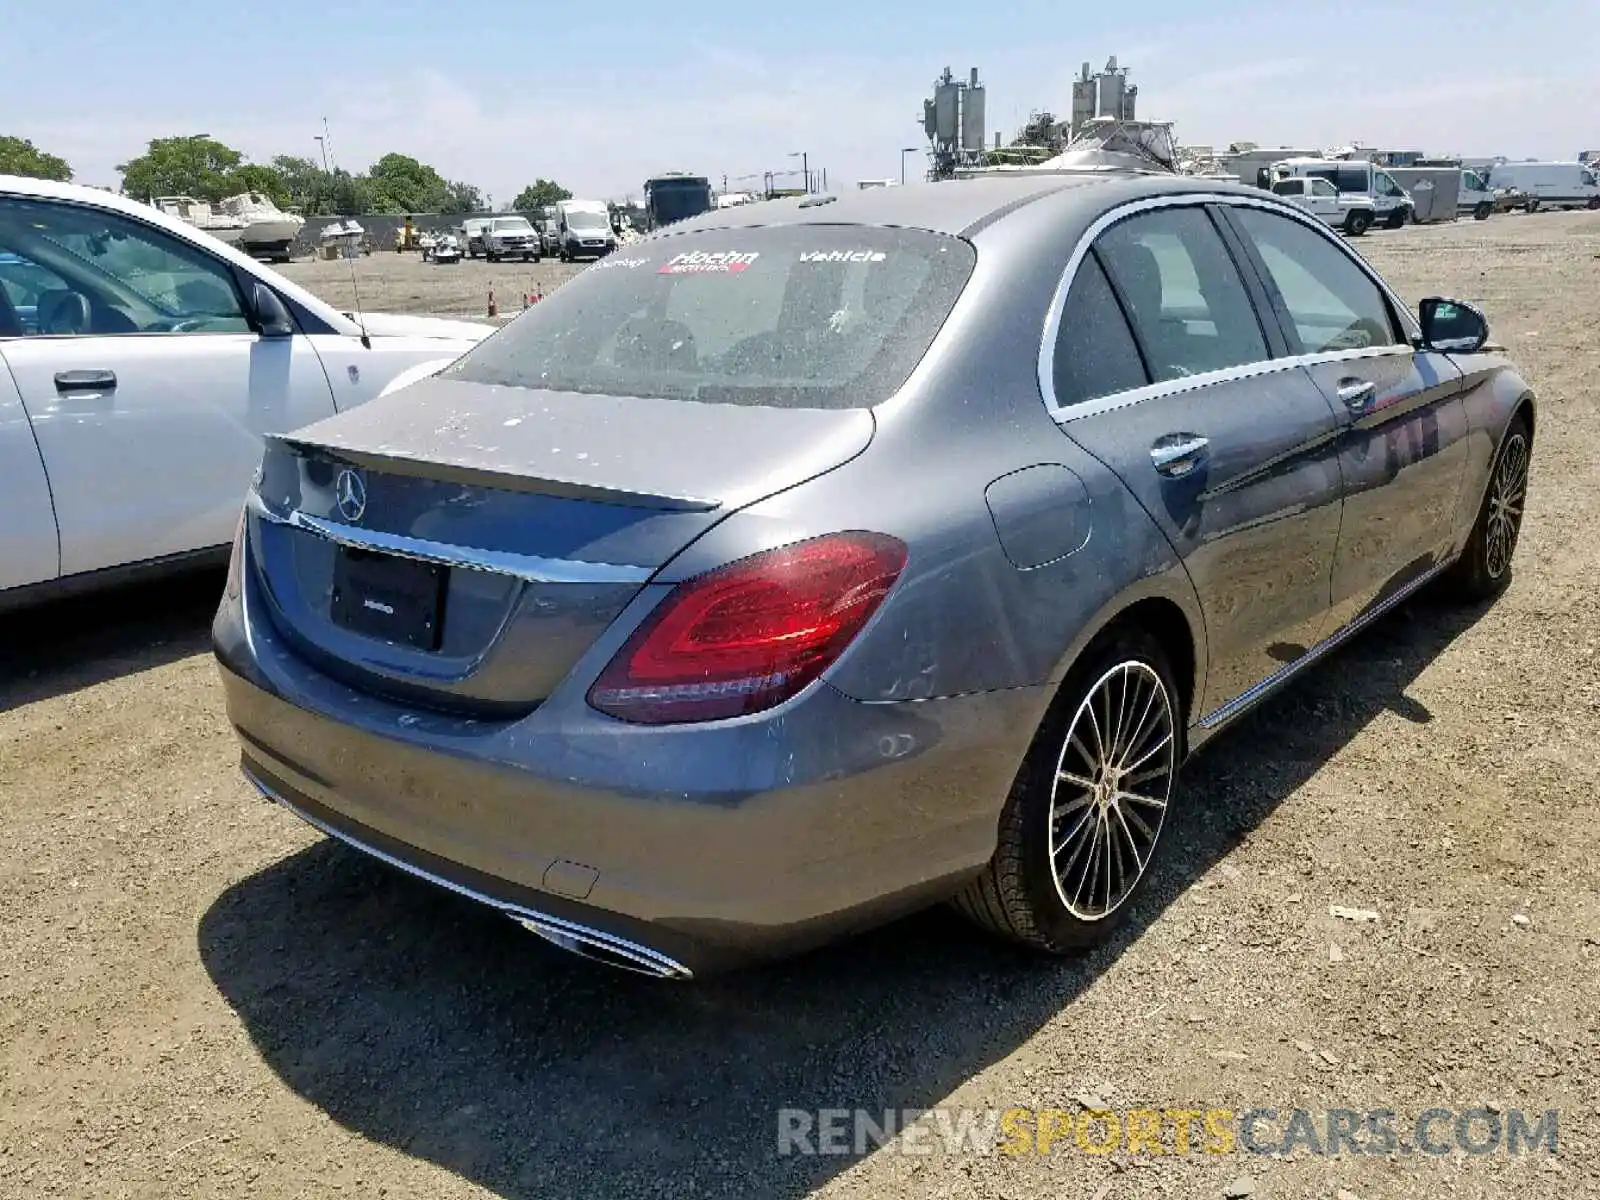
top-left (334, 468), bottom-right (367, 522)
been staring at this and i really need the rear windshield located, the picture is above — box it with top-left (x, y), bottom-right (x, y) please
top-left (441, 225), bottom-right (976, 409)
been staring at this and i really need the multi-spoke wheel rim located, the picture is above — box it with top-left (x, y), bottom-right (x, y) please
top-left (1485, 432), bottom-right (1529, 580)
top-left (1047, 661), bottom-right (1177, 921)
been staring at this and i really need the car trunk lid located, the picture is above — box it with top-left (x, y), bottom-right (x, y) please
top-left (247, 377), bottom-right (874, 715)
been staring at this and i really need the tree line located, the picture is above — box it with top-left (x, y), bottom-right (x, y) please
top-left (1, 134), bottom-right (572, 216)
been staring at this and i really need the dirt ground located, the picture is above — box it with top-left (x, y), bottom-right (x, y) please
top-left (275, 252), bottom-right (588, 324)
top-left (2, 211), bottom-right (1598, 1200)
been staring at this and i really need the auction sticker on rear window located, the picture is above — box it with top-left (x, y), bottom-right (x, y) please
top-left (659, 250), bottom-right (760, 274)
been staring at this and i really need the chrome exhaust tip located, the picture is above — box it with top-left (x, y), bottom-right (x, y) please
top-left (511, 915), bottom-right (693, 980)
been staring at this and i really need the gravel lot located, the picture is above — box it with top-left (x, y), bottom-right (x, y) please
top-left (3, 212), bottom-right (1598, 1200)
top-left (276, 251), bottom-right (589, 324)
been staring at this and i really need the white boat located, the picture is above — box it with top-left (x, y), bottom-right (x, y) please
top-left (216, 192), bottom-right (304, 262)
top-left (955, 118), bottom-right (1182, 179)
top-left (318, 219), bottom-right (367, 258)
top-left (151, 196), bottom-right (247, 244)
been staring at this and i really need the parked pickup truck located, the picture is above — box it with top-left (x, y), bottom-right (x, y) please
top-left (479, 215), bottom-right (542, 262)
top-left (1269, 176), bottom-right (1378, 236)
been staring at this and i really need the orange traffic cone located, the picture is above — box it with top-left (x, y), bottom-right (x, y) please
top-left (487, 288), bottom-right (498, 318)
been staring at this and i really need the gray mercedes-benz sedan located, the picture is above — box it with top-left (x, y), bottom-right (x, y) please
top-left (214, 173), bottom-right (1535, 978)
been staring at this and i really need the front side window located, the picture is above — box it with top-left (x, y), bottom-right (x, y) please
top-left (1582, 168), bottom-right (1597, 187)
top-left (1052, 253), bottom-right (1150, 407)
top-left (1230, 206), bottom-right (1400, 355)
top-left (1093, 205), bottom-right (1269, 382)
top-left (0, 197), bottom-right (249, 337)
top-left (1310, 179), bottom-right (1339, 198)
top-left (443, 225), bottom-right (976, 409)
top-left (1463, 171), bottom-right (1486, 192)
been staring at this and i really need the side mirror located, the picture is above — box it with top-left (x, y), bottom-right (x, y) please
top-left (251, 281), bottom-right (295, 338)
top-left (1418, 297), bottom-right (1488, 353)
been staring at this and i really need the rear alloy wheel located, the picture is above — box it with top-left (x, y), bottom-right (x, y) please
top-left (1443, 415), bottom-right (1530, 601)
top-left (953, 626), bottom-right (1180, 952)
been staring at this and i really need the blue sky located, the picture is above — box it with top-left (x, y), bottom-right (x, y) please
top-left (6, 1), bottom-right (1596, 202)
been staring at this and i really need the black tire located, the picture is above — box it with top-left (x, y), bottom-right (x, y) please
top-left (1588, 196), bottom-right (1600, 210)
top-left (1441, 413), bottom-right (1531, 602)
top-left (951, 624), bottom-right (1182, 953)
top-left (1473, 201), bottom-right (1493, 221)
top-left (1385, 206), bottom-right (1409, 229)
top-left (1344, 209), bottom-right (1372, 236)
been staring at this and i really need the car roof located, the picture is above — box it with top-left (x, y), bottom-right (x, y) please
top-left (645, 172), bottom-right (1280, 239)
top-left (0, 173), bottom-right (357, 334)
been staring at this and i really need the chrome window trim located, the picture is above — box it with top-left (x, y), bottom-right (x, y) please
top-left (1038, 191), bottom-right (1422, 425)
top-left (246, 490), bottom-right (654, 585)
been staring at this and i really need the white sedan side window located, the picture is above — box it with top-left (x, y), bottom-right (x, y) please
top-left (0, 197), bottom-right (251, 337)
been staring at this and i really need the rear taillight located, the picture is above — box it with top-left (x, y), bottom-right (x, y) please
top-left (586, 532), bottom-right (908, 724)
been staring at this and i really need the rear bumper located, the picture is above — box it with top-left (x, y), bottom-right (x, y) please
top-left (214, 564), bottom-right (1045, 975)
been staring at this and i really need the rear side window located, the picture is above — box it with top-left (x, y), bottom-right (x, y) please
top-left (443, 226), bottom-right (975, 409)
top-left (1230, 207), bottom-right (1401, 354)
top-left (1271, 180), bottom-right (1304, 196)
top-left (1052, 253), bottom-right (1149, 407)
top-left (1336, 166), bottom-right (1370, 193)
top-left (1094, 206), bottom-right (1269, 381)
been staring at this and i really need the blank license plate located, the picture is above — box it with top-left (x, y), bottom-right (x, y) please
top-left (330, 547), bottom-right (447, 651)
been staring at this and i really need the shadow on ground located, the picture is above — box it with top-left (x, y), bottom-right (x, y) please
top-left (198, 593), bottom-right (1489, 1199)
top-left (0, 569), bottom-right (225, 710)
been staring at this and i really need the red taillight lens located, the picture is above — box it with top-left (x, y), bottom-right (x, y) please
top-left (586, 532), bottom-right (908, 724)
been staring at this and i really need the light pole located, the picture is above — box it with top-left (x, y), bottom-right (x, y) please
top-left (789, 151), bottom-right (809, 193)
top-left (900, 147), bottom-right (920, 185)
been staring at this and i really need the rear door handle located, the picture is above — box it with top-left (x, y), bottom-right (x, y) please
top-left (1336, 378), bottom-right (1376, 411)
top-left (54, 369), bottom-right (117, 393)
top-left (1150, 434), bottom-right (1210, 478)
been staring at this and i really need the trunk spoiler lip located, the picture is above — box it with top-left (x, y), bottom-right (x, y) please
top-left (267, 434), bottom-right (723, 513)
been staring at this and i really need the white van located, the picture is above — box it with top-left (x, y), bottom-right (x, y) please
top-left (1458, 167), bottom-right (1497, 218)
top-left (1269, 158), bottom-right (1413, 228)
top-left (1484, 161), bottom-right (1599, 211)
top-left (555, 199), bottom-right (617, 262)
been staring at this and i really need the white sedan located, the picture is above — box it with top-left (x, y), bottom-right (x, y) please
top-left (0, 175), bottom-right (494, 609)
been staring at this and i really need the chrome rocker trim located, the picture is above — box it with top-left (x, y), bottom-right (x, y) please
top-left (1196, 557), bottom-right (1453, 731)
